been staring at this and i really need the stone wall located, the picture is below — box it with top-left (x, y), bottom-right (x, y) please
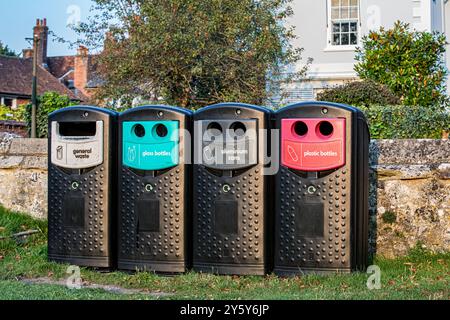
top-left (0, 134), bottom-right (449, 257)
top-left (0, 134), bottom-right (47, 218)
top-left (369, 140), bottom-right (450, 258)
top-left (0, 121), bottom-right (28, 138)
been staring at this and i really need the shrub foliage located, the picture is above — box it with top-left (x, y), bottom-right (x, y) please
top-left (317, 80), bottom-right (401, 107)
top-left (355, 21), bottom-right (448, 107)
top-left (25, 92), bottom-right (76, 138)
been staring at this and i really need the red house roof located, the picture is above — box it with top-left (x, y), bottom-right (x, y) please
top-left (0, 55), bottom-right (80, 100)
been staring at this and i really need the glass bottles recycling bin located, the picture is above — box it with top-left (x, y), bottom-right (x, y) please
top-left (47, 106), bottom-right (117, 268)
top-left (117, 106), bottom-right (192, 273)
top-left (274, 102), bottom-right (369, 275)
top-left (193, 103), bottom-right (272, 275)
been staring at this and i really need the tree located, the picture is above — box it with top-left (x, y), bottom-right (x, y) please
top-left (355, 21), bottom-right (448, 107)
top-left (75, 0), bottom-right (309, 109)
top-left (0, 41), bottom-right (17, 57)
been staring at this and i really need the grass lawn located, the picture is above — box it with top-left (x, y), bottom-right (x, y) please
top-left (0, 206), bottom-right (449, 300)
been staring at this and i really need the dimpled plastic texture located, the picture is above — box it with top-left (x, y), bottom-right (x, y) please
top-left (274, 102), bottom-right (369, 275)
top-left (193, 103), bottom-right (272, 275)
top-left (117, 106), bottom-right (192, 273)
top-left (47, 106), bottom-right (117, 268)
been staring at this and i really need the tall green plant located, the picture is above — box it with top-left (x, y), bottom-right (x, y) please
top-left (25, 92), bottom-right (76, 138)
top-left (355, 21), bottom-right (448, 106)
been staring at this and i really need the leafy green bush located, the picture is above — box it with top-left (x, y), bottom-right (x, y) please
top-left (355, 21), bottom-right (448, 107)
top-left (317, 80), bottom-right (401, 107)
top-left (25, 92), bottom-right (77, 138)
top-left (0, 105), bottom-right (26, 121)
top-left (359, 105), bottom-right (449, 139)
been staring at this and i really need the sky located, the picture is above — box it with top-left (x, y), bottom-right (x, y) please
top-left (0, 0), bottom-right (95, 57)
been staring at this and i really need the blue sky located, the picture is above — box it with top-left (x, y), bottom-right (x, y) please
top-left (0, 0), bottom-right (95, 57)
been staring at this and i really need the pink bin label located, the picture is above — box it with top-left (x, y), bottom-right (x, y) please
top-left (281, 118), bottom-right (346, 172)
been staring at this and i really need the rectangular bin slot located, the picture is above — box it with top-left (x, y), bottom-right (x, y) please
top-left (295, 202), bottom-right (324, 238)
top-left (214, 200), bottom-right (238, 235)
top-left (63, 194), bottom-right (85, 228)
top-left (59, 122), bottom-right (97, 137)
top-left (137, 199), bottom-right (160, 232)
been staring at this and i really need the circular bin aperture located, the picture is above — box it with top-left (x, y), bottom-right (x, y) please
top-left (118, 105), bottom-right (192, 274)
top-left (274, 102), bottom-right (370, 275)
top-left (193, 103), bottom-right (272, 276)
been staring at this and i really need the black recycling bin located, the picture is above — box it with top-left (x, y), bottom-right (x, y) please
top-left (117, 106), bottom-right (192, 273)
top-left (274, 102), bottom-right (369, 275)
top-left (193, 103), bottom-right (272, 275)
top-left (48, 106), bottom-right (117, 268)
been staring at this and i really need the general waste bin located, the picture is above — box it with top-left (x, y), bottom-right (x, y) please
top-left (274, 102), bottom-right (369, 275)
top-left (48, 106), bottom-right (117, 268)
top-left (117, 106), bottom-right (192, 273)
top-left (193, 103), bottom-right (272, 275)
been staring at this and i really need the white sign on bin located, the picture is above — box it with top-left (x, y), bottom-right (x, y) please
top-left (51, 121), bottom-right (104, 169)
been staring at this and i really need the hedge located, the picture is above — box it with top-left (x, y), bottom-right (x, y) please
top-left (359, 105), bottom-right (449, 139)
top-left (0, 105), bottom-right (26, 121)
top-left (19, 92), bottom-right (449, 140)
top-left (317, 80), bottom-right (401, 107)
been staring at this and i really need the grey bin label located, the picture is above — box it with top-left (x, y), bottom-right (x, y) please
top-left (197, 119), bottom-right (258, 170)
top-left (51, 121), bottom-right (104, 169)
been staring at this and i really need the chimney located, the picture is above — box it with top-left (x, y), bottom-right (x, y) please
top-left (22, 48), bottom-right (34, 59)
top-left (33, 18), bottom-right (48, 67)
top-left (74, 45), bottom-right (89, 97)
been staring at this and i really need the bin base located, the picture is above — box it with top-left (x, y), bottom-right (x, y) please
top-left (48, 254), bottom-right (113, 269)
top-left (118, 259), bottom-right (187, 274)
top-left (193, 262), bottom-right (266, 276)
top-left (274, 265), bottom-right (352, 276)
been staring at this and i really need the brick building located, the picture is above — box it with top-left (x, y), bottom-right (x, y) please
top-left (0, 18), bottom-right (100, 109)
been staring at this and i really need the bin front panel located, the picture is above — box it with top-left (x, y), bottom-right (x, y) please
top-left (275, 104), bottom-right (355, 274)
top-left (192, 103), bottom-right (270, 275)
top-left (47, 107), bottom-right (116, 268)
top-left (194, 166), bottom-right (264, 267)
top-left (117, 106), bottom-right (191, 273)
top-left (118, 165), bottom-right (186, 264)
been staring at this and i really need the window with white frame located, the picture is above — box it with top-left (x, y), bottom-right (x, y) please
top-left (0, 97), bottom-right (17, 109)
top-left (329, 0), bottom-right (360, 47)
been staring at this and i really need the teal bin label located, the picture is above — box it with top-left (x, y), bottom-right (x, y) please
top-left (122, 121), bottom-right (179, 170)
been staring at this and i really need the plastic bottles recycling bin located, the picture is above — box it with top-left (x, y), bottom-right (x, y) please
top-left (48, 106), bottom-right (117, 268)
top-left (193, 103), bottom-right (272, 275)
top-left (117, 106), bottom-right (192, 273)
top-left (274, 102), bottom-right (369, 275)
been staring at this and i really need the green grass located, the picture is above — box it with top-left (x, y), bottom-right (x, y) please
top-left (0, 206), bottom-right (449, 300)
top-left (0, 280), bottom-right (151, 300)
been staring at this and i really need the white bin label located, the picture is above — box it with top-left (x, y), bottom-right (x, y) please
top-left (51, 121), bottom-right (104, 169)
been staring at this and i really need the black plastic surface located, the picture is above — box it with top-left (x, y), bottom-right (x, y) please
top-left (117, 105), bottom-right (192, 273)
top-left (193, 103), bottom-right (272, 275)
top-left (47, 106), bottom-right (118, 268)
top-left (274, 102), bottom-right (369, 275)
